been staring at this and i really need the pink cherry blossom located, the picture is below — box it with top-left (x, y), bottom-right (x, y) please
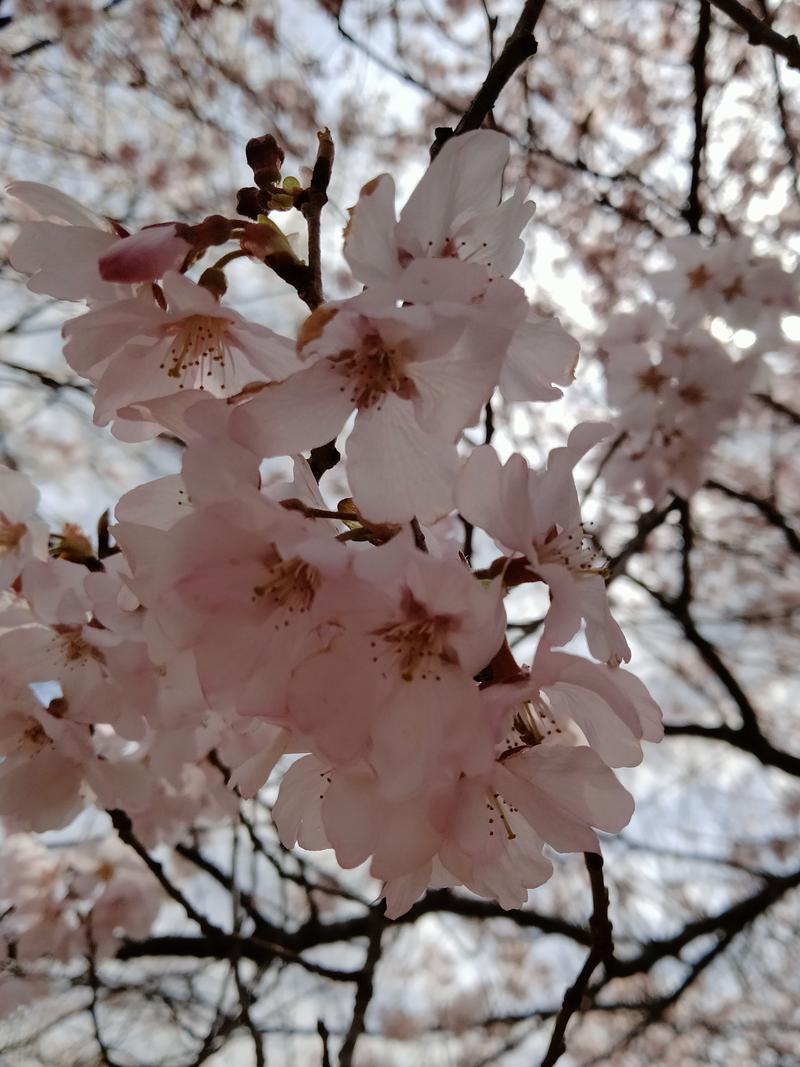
top-left (98, 223), bottom-right (192, 283)
top-left (507, 646), bottom-right (664, 769)
top-left (7, 181), bottom-right (129, 304)
top-left (344, 129), bottom-right (535, 285)
top-left (62, 270), bottom-right (300, 424)
top-left (648, 235), bottom-right (798, 340)
top-left (0, 466), bottom-right (48, 590)
top-left (603, 325), bottom-right (758, 502)
top-left (457, 426), bottom-right (631, 664)
top-left (232, 277), bottom-right (526, 523)
top-left (0, 685), bottom-right (91, 832)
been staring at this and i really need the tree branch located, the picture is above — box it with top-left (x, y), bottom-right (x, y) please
top-left (432, 0), bottom-right (546, 155)
top-left (295, 128), bottom-right (334, 311)
top-left (539, 852), bottom-right (614, 1067)
top-left (108, 809), bottom-right (222, 939)
top-left (709, 0), bottom-right (800, 69)
top-left (684, 0), bottom-right (711, 232)
top-left (705, 479), bottom-right (800, 554)
top-left (338, 913), bottom-right (383, 1066)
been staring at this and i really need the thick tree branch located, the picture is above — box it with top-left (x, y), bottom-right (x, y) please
top-left (684, 0), bottom-right (711, 232)
top-left (709, 0), bottom-right (800, 69)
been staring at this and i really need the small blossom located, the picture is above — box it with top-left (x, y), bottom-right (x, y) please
top-left (62, 271), bottom-right (300, 424)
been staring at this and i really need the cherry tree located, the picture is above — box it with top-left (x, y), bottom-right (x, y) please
top-left (0, 2), bottom-right (798, 1066)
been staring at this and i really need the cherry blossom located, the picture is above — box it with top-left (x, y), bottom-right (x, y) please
top-left (0, 126), bottom-right (664, 957)
top-left (648, 235), bottom-right (798, 341)
top-left (7, 181), bottom-right (129, 304)
top-left (232, 275), bottom-right (526, 522)
top-left (601, 319), bottom-right (759, 502)
top-left (0, 834), bottom-right (161, 969)
top-left (0, 466), bottom-right (48, 590)
top-left (457, 425), bottom-right (631, 664)
top-left (62, 271), bottom-right (300, 425)
top-left (344, 129), bottom-right (535, 284)
top-left (0, 685), bottom-right (91, 832)
top-left (98, 223), bottom-right (193, 283)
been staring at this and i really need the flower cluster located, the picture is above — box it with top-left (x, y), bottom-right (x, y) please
top-left (599, 236), bottom-right (797, 503)
top-left (0, 834), bottom-right (160, 1013)
top-left (2, 130), bottom-right (664, 977)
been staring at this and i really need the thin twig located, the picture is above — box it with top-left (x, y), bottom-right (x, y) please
top-left (753, 392), bottom-right (800, 424)
top-left (756, 0), bottom-right (800, 206)
top-left (10, 0), bottom-right (128, 59)
top-left (318, 1020), bottom-right (333, 1067)
top-left (338, 914), bottom-right (384, 1067)
top-left (432, 0), bottom-right (546, 155)
top-left (705, 479), bottom-right (800, 554)
top-left (233, 961), bottom-right (265, 1067)
top-left (296, 128), bottom-right (335, 310)
top-left (86, 926), bottom-right (123, 1067)
top-left (539, 852), bottom-right (614, 1067)
top-left (108, 809), bottom-right (221, 938)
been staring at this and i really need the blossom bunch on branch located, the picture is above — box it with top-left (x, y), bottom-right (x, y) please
top-left (1, 128), bottom-right (670, 1000)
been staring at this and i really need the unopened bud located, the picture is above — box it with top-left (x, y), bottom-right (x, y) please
top-left (236, 186), bottom-right (265, 220)
top-left (198, 267), bottom-right (227, 299)
top-left (246, 134), bottom-right (284, 184)
top-left (180, 213), bottom-right (233, 249)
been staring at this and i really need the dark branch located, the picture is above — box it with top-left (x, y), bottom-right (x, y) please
top-left (705, 479), bottom-right (800, 554)
top-left (539, 853), bottom-right (614, 1067)
top-left (432, 0), bottom-right (546, 155)
top-left (108, 809), bottom-right (222, 939)
top-left (10, 0), bottom-right (128, 59)
top-left (338, 913), bottom-right (384, 1067)
top-left (608, 863), bottom-right (800, 979)
top-left (664, 722), bottom-right (800, 777)
top-left (635, 581), bottom-right (762, 737)
top-left (709, 0), bottom-right (800, 69)
top-left (684, 0), bottom-right (711, 232)
top-left (295, 127), bottom-right (334, 311)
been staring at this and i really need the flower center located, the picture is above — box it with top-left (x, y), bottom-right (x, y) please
top-left (372, 592), bottom-right (457, 681)
top-left (252, 557), bottom-right (320, 623)
top-left (332, 332), bottom-right (418, 410)
top-left (56, 628), bottom-right (106, 665)
top-left (161, 315), bottom-right (231, 390)
top-left (0, 513), bottom-right (26, 554)
top-left (23, 721), bottom-right (48, 748)
top-left (537, 525), bottom-right (607, 577)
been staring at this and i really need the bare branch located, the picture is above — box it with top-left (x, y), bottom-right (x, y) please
top-left (338, 913), bottom-right (384, 1066)
top-left (539, 852), bottom-right (614, 1067)
top-left (709, 0), bottom-right (800, 69)
top-left (684, 0), bottom-right (711, 232)
top-left (705, 479), bottom-right (800, 554)
top-left (108, 808), bottom-right (222, 939)
top-left (432, 0), bottom-right (546, 155)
